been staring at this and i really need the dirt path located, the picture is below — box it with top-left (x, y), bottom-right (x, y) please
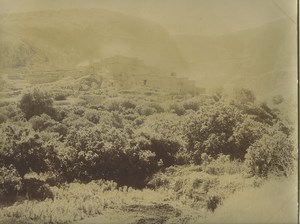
top-left (75, 203), bottom-right (192, 224)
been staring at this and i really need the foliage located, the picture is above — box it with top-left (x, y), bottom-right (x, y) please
top-left (183, 103), bottom-right (244, 162)
top-left (1, 104), bottom-right (25, 122)
top-left (0, 166), bottom-right (22, 202)
top-left (169, 103), bottom-right (185, 115)
top-left (84, 109), bottom-right (101, 124)
top-left (23, 172), bottom-right (54, 200)
top-left (232, 88), bottom-right (256, 104)
top-left (19, 89), bottom-right (55, 120)
top-left (0, 112), bottom-right (8, 124)
top-left (120, 100), bottom-right (136, 109)
top-left (0, 86), bottom-right (297, 223)
top-left (201, 153), bottom-right (244, 175)
top-left (134, 113), bottom-right (187, 167)
top-left (148, 165), bottom-right (245, 211)
top-left (245, 131), bottom-right (295, 177)
top-left (182, 99), bottom-right (201, 111)
top-left (0, 123), bottom-right (59, 177)
top-left (53, 93), bottom-right (67, 101)
top-left (29, 114), bottom-right (67, 137)
top-left (136, 104), bottom-right (157, 116)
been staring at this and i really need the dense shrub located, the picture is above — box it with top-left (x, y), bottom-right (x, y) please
top-left (136, 104), bottom-right (157, 116)
top-left (148, 103), bottom-right (164, 113)
top-left (1, 104), bottom-right (25, 122)
top-left (245, 131), bottom-right (295, 177)
top-left (232, 88), bottom-right (256, 104)
top-left (0, 123), bottom-right (59, 176)
top-left (0, 112), bottom-right (7, 124)
top-left (201, 154), bottom-right (244, 175)
top-left (54, 93), bottom-right (67, 101)
top-left (23, 172), bottom-right (54, 200)
top-left (0, 166), bottom-right (22, 202)
top-left (84, 109), bottom-right (100, 124)
top-left (135, 113), bottom-right (187, 166)
top-left (230, 117), bottom-right (268, 159)
top-left (62, 113), bottom-right (94, 129)
top-left (120, 100), bottom-right (136, 109)
top-left (19, 89), bottom-right (55, 120)
top-left (29, 114), bottom-right (68, 136)
top-left (0, 87), bottom-right (296, 206)
top-left (183, 103), bottom-right (244, 162)
top-left (105, 100), bottom-right (121, 112)
top-left (182, 99), bottom-right (201, 111)
top-left (62, 126), bottom-right (129, 183)
top-left (169, 103), bottom-right (185, 115)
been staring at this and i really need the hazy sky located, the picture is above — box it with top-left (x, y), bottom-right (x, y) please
top-left (0, 0), bottom-right (297, 35)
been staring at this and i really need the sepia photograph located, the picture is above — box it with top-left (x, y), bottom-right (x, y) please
top-left (0, 0), bottom-right (298, 223)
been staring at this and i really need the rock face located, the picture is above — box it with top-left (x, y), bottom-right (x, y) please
top-left (0, 9), bottom-right (187, 73)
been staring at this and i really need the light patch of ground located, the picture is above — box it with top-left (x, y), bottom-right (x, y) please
top-left (204, 176), bottom-right (298, 224)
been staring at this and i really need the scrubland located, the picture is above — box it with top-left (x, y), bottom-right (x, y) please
top-left (0, 77), bottom-right (297, 224)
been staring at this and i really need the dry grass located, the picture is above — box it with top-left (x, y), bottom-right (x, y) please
top-left (0, 180), bottom-right (169, 224)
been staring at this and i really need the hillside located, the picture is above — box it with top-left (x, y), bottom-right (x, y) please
top-left (174, 18), bottom-right (297, 99)
top-left (0, 9), bottom-right (187, 73)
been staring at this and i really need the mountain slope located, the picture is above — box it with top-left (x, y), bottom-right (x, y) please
top-left (174, 18), bottom-right (297, 98)
top-left (0, 9), bottom-right (187, 72)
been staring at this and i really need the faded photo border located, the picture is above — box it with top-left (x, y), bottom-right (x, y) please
top-left (0, 1), bottom-right (298, 224)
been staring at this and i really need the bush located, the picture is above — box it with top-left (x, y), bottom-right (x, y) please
top-left (62, 113), bottom-right (94, 129)
top-left (136, 104), bottom-right (157, 116)
top-left (1, 104), bottom-right (25, 122)
top-left (84, 109), bottom-right (100, 124)
top-left (232, 88), bottom-right (256, 104)
top-left (105, 100), bottom-right (121, 112)
top-left (54, 93), bottom-right (67, 101)
top-left (29, 114), bottom-right (67, 136)
top-left (120, 100), bottom-right (136, 110)
top-left (0, 112), bottom-right (8, 124)
top-left (245, 132), bottom-right (295, 177)
top-left (0, 123), bottom-right (59, 177)
top-left (135, 113), bottom-right (186, 167)
top-left (149, 103), bottom-right (164, 113)
top-left (23, 172), bottom-right (54, 200)
top-left (201, 154), bottom-right (244, 175)
top-left (182, 100), bottom-right (200, 111)
top-left (207, 195), bottom-right (221, 212)
top-left (19, 89), bottom-right (55, 120)
top-left (0, 166), bottom-right (22, 202)
top-left (169, 103), bottom-right (185, 115)
top-left (184, 103), bottom-right (244, 162)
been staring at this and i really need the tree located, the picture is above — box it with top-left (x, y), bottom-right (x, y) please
top-left (19, 89), bottom-right (55, 120)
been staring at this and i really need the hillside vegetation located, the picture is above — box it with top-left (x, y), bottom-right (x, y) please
top-left (0, 84), bottom-right (297, 223)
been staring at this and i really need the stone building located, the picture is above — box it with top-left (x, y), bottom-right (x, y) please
top-left (93, 55), bottom-right (205, 94)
